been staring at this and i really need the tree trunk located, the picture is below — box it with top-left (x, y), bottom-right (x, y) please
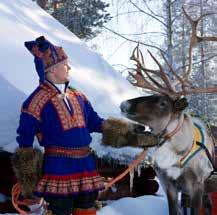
top-left (200, 0), bottom-right (206, 115)
top-left (166, 0), bottom-right (174, 79)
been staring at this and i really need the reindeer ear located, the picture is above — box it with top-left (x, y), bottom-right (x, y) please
top-left (174, 97), bottom-right (188, 111)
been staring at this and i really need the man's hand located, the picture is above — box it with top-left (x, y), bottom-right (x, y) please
top-left (102, 118), bottom-right (159, 148)
top-left (11, 148), bottom-right (43, 197)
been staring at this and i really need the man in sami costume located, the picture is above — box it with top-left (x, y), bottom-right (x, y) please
top-left (12, 36), bottom-right (106, 215)
top-left (12, 36), bottom-right (159, 215)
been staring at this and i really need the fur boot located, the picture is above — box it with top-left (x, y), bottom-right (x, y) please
top-left (102, 117), bottom-right (158, 148)
top-left (11, 148), bottom-right (43, 197)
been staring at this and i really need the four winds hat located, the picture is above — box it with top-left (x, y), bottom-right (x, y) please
top-left (24, 36), bottom-right (68, 82)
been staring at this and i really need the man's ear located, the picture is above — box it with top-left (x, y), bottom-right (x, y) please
top-left (50, 67), bottom-right (56, 74)
top-left (48, 67), bottom-right (58, 78)
top-left (45, 68), bottom-right (55, 80)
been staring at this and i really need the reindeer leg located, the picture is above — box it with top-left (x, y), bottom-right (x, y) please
top-left (203, 193), bottom-right (212, 215)
top-left (190, 184), bottom-right (204, 215)
top-left (166, 182), bottom-right (181, 215)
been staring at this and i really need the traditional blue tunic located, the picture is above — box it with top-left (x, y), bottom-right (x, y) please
top-left (16, 80), bottom-right (105, 197)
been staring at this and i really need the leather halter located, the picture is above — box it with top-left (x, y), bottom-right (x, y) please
top-left (157, 113), bottom-right (185, 147)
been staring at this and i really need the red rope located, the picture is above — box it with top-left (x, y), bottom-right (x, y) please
top-left (11, 183), bottom-right (46, 215)
top-left (12, 150), bottom-right (147, 212)
top-left (105, 149), bottom-right (147, 190)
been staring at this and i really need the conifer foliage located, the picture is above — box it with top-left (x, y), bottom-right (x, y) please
top-left (52, 0), bottom-right (111, 40)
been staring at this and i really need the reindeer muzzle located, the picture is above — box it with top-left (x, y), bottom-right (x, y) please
top-left (134, 124), bottom-right (146, 134)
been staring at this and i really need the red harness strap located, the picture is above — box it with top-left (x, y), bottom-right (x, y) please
top-left (104, 115), bottom-right (185, 190)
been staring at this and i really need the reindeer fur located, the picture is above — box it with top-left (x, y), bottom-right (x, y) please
top-left (119, 95), bottom-right (214, 215)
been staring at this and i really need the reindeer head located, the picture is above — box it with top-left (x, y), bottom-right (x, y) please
top-left (120, 95), bottom-right (188, 134)
top-left (121, 7), bottom-right (217, 134)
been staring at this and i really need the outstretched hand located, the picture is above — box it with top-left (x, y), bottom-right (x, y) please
top-left (102, 117), bottom-right (158, 148)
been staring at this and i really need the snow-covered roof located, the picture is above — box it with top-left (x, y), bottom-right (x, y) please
top-left (0, 0), bottom-right (143, 160)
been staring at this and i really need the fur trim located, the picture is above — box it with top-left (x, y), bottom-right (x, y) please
top-left (102, 118), bottom-right (134, 147)
top-left (102, 117), bottom-right (158, 148)
top-left (136, 132), bottom-right (159, 147)
top-left (11, 148), bottom-right (43, 197)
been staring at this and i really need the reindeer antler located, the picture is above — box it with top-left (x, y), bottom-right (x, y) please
top-left (129, 7), bottom-right (217, 99)
top-left (129, 44), bottom-right (177, 96)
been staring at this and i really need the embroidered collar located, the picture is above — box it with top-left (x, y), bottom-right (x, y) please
top-left (41, 79), bottom-right (69, 94)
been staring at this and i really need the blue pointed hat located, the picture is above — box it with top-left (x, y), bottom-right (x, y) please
top-left (25, 36), bottom-right (68, 82)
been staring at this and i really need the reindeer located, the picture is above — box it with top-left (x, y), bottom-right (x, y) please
top-left (119, 7), bottom-right (217, 215)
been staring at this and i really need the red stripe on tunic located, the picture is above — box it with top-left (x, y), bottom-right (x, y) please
top-left (42, 171), bottom-right (99, 180)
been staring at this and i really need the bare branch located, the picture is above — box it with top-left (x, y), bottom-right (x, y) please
top-left (127, 8), bottom-right (217, 99)
top-left (121, 32), bottom-right (167, 36)
top-left (112, 10), bottom-right (142, 18)
top-left (170, 0), bottom-right (179, 6)
top-left (142, 0), bottom-right (165, 20)
top-left (175, 54), bottom-right (217, 74)
top-left (128, 0), bottom-right (167, 27)
top-left (182, 7), bottom-right (217, 82)
top-left (171, 12), bottom-right (183, 25)
top-left (103, 25), bottom-right (167, 54)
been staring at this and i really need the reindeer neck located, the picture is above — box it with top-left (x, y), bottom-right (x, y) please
top-left (157, 113), bottom-right (194, 151)
top-left (164, 113), bottom-right (185, 139)
top-left (166, 113), bottom-right (194, 155)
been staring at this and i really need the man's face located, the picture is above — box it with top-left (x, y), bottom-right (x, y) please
top-left (53, 61), bottom-right (70, 84)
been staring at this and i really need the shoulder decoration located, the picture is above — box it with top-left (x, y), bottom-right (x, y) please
top-left (22, 83), bottom-right (58, 121)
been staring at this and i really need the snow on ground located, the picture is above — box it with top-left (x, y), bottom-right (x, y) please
top-left (0, 0), bottom-right (168, 214)
top-left (1, 186), bottom-right (168, 215)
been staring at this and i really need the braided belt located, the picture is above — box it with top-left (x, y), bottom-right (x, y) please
top-left (45, 146), bottom-right (90, 158)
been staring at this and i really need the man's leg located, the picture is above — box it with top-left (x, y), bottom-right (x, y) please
top-left (73, 192), bottom-right (98, 215)
top-left (44, 196), bottom-right (73, 215)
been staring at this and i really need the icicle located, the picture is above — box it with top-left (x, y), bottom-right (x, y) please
top-left (137, 164), bottom-right (142, 177)
top-left (129, 168), bottom-right (135, 192)
top-left (111, 185), bottom-right (117, 193)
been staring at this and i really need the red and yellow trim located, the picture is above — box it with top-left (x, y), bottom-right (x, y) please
top-left (22, 83), bottom-right (57, 121)
top-left (45, 146), bottom-right (90, 158)
top-left (71, 89), bottom-right (88, 101)
top-left (36, 172), bottom-right (104, 195)
top-left (51, 91), bottom-right (86, 131)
